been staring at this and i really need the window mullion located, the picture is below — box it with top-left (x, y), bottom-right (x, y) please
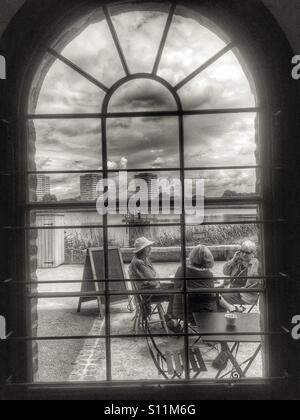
top-left (174, 42), bottom-right (235, 91)
top-left (101, 111), bottom-right (112, 381)
top-left (178, 108), bottom-right (190, 380)
top-left (47, 48), bottom-right (109, 93)
top-left (103, 6), bottom-right (130, 77)
top-left (152, 2), bottom-right (176, 75)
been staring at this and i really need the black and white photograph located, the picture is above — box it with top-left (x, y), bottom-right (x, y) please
top-left (0, 0), bottom-right (300, 402)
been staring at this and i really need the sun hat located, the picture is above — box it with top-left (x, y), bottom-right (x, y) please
top-left (134, 237), bottom-right (155, 254)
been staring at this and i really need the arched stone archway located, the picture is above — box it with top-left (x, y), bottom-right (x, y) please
top-left (0, 0), bottom-right (298, 399)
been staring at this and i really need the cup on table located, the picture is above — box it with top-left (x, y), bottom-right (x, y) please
top-left (225, 313), bottom-right (238, 328)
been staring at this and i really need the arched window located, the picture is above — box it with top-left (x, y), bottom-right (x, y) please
top-left (26, 2), bottom-right (264, 384)
top-left (2, 0), bottom-right (293, 393)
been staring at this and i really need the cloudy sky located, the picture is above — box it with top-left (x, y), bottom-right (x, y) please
top-left (31, 7), bottom-right (257, 201)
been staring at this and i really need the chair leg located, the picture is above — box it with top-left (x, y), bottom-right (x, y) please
top-left (132, 311), bottom-right (138, 333)
top-left (132, 307), bottom-right (141, 333)
top-left (138, 312), bottom-right (142, 331)
top-left (97, 297), bottom-right (104, 319)
top-left (157, 303), bottom-right (168, 334)
top-left (77, 298), bottom-right (82, 313)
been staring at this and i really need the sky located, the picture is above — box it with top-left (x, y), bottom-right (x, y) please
top-left (30, 7), bottom-right (257, 201)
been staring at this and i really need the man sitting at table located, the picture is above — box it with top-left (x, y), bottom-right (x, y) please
top-left (212, 240), bottom-right (261, 370)
top-left (219, 240), bottom-right (261, 313)
top-left (128, 237), bottom-right (181, 333)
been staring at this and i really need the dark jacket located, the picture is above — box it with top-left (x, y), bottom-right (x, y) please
top-left (173, 265), bottom-right (217, 320)
top-left (128, 256), bottom-right (160, 289)
top-left (223, 257), bottom-right (261, 305)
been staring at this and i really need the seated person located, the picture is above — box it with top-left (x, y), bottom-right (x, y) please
top-left (213, 241), bottom-right (261, 370)
top-left (219, 240), bottom-right (261, 313)
top-left (128, 237), bottom-right (180, 332)
top-left (173, 245), bottom-right (217, 325)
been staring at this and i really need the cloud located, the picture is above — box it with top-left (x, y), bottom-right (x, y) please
top-left (120, 157), bottom-right (128, 169)
top-left (32, 9), bottom-right (258, 200)
top-left (111, 11), bottom-right (169, 74)
top-left (109, 79), bottom-right (176, 112)
top-left (33, 119), bottom-right (102, 171)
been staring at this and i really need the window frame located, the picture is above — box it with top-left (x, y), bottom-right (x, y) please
top-left (0, 0), bottom-right (295, 399)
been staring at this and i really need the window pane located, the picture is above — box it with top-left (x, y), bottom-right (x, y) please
top-left (107, 213), bottom-right (181, 228)
top-left (30, 209), bottom-right (103, 228)
top-left (35, 339), bottom-right (106, 383)
top-left (186, 315), bottom-right (263, 379)
top-left (32, 53), bottom-right (105, 114)
top-left (202, 205), bottom-right (259, 224)
top-left (109, 291), bottom-right (182, 337)
top-left (60, 11), bottom-right (125, 87)
top-left (28, 173), bottom-right (103, 203)
top-left (185, 168), bottom-right (259, 198)
top-left (186, 223), bottom-right (260, 249)
top-left (106, 117), bottom-right (180, 169)
top-left (158, 13), bottom-right (228, 86)
top-left (184, 113), bottom-right (258, 168)
top-left (29, 226), bottom-right (104, 277)
top-left (28, 120), bottom-right (102, 172)
top-left (35, 298), bottom-right (103, 337)
top-left (111, 338), bottom-right (169, 380)
top-left (185, 204), bottom-right (259, 227)
top-left (179, 48), bottom-right (256, 110)
top-left (185, 219), bottom-right (263, 288)
top-left (108, 79), bottom-right (177, 112)
top-left (110, 8), bottom-right (169, 74)
top-left (107, 226), bottom-right (181, 277)
top-left (105, 170), bottom-right (182, 223)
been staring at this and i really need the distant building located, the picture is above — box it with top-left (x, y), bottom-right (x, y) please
top-left (134, 172), bottom-right (158, 202)
top-left (36, 175), bottom-right (50, 201)
top-left (80, 174), bottom-right (102, 201)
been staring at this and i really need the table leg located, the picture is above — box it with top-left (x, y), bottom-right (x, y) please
top-left (223, 343), bottom-right (245, 378)
top-left (216, 343), bottom-right (262, 380)
top-left (215, 342), bottom-right (239, 379)
top-left (242, 344), bottom-right (262, 377)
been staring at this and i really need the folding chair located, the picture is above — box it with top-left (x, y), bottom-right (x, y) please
top-left (144, 316), bottom-right (207, 379)
top-left (246, 295), bottom-right (260, 313)
top-left (130, 280), bottom-right (169, 334)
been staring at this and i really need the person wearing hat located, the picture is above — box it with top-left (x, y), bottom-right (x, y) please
top-left (173, 244), bottom-right (218, 324)
top-left (128, 237), bottom-right (180, 333)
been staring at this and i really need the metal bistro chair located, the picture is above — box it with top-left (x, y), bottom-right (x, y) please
top-left (143, 312), bottom-right (207, 380)
top-left (130, 278), bottom-right (169, 334)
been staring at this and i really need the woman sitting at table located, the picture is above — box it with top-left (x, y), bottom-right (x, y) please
top-left (173, 245), bottom-right (217, 324)
top-left (128, 237), bottom-right (181, 333)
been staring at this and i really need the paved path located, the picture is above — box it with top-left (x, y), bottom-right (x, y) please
top-left (69, 318), bottom-right (106, 382)
top-left (36, 262), bottom-right (262, 382)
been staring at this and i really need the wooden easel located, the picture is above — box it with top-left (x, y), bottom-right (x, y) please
top-left (77, 247), bottom-right (132, 318)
